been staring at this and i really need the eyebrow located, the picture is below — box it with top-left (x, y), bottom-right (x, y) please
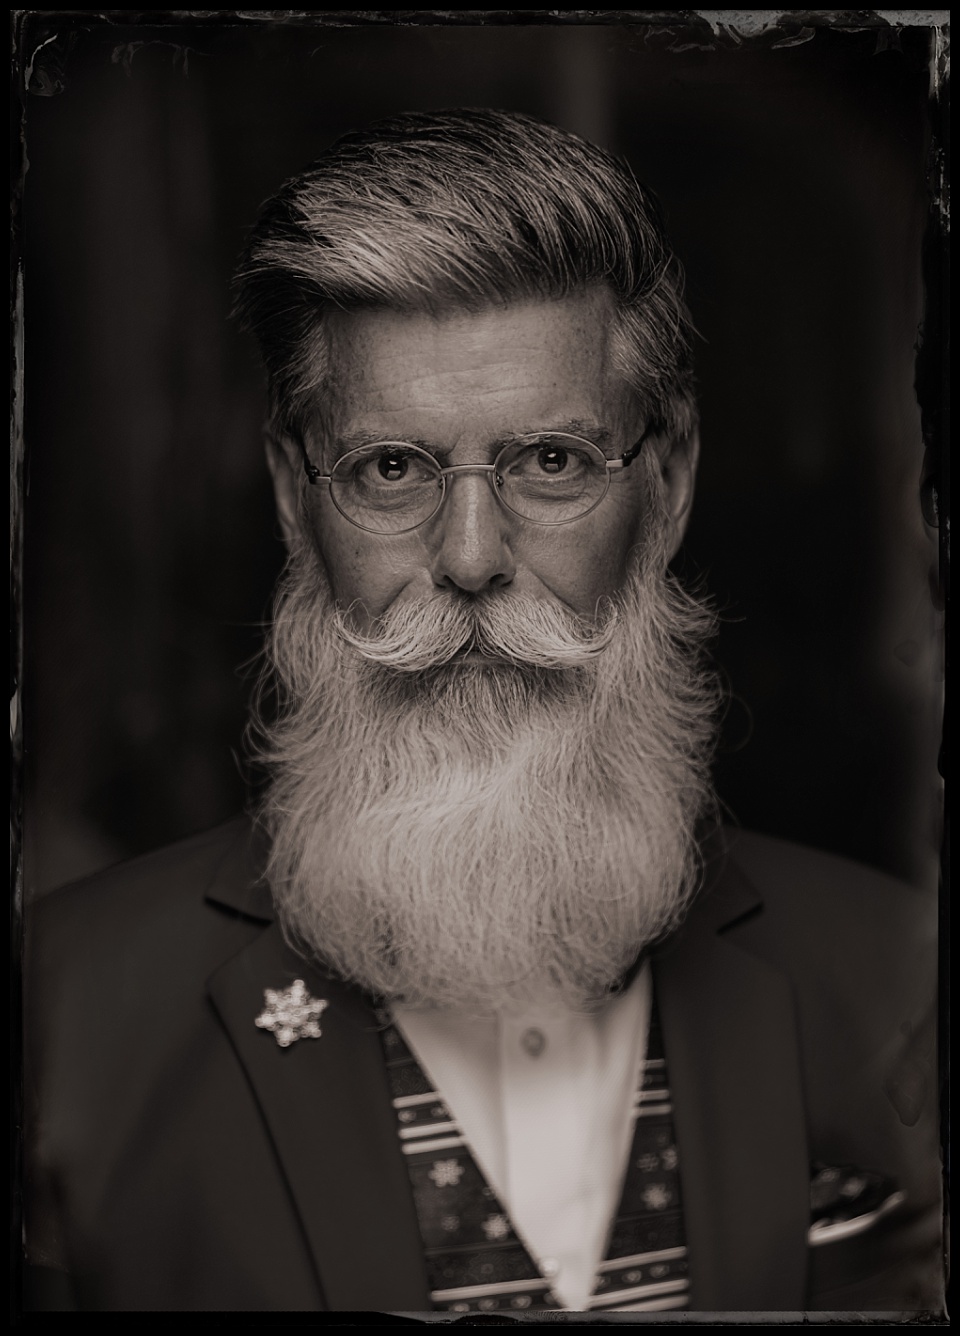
top-left (334, 429), bottom-right (435, 456)
top-left (538, 421), bottom-right (614, 449)
top-left (332, 420), bottom-right (615, 460)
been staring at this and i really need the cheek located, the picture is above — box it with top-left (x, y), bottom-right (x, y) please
top-left (306, 504), bottom-right (423, 620)
top-left (521, 500), bottom-right (647, 613)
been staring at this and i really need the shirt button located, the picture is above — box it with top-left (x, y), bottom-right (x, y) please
top-left (540, 1256), bottom-right (560, 1278)
top-left (520, 1027), bottom-right (546, 1058)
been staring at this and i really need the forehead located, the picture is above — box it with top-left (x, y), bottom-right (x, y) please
top-left (318, 288), bottom-right (637, 445)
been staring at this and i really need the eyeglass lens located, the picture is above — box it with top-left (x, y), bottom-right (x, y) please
top-left (328, 434), bottom-right (611, 533)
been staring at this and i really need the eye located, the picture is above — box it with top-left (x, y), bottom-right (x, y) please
top-left (504, 439), bottom-right (595, 481)
top-left (340, 445), bottom-right (437, 493)
top-left (537, 444), bottom-right (568, 474)
top-left (377, 451), bottom-right (408, 481)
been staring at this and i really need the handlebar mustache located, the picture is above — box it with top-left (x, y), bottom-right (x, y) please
top-left (333, 592), bottom-right (619, 673)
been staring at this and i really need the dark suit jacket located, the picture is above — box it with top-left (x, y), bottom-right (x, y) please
top-left (22, 818), bottom-right (943, 1313)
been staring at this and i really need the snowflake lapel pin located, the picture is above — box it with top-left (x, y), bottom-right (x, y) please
top-left (255, 979), bottom-right (329, 1048)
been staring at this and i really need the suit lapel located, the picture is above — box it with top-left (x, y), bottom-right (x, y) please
top-left (207, 922), bottom-right (430, 1311)
top-left (654, 850), bottom-right (810, 1310)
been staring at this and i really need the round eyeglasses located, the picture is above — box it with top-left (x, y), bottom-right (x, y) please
top-left (301, 432), bottom-right (647, 535)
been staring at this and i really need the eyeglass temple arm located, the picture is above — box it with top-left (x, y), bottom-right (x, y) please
top-left (297, 439), bottom-right (325, 485)
top-left (605, 429), bottom-right (651, 472)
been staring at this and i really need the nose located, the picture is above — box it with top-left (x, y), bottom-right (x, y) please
top-left (428, 470), bottom-right (516, 594)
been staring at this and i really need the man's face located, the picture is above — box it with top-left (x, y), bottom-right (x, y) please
top-left (260, 287), bottom-right (715, 1012)
top-left (269, 287), bottom-right (697, 628)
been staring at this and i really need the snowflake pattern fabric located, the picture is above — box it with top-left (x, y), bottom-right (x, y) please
top-left (481, 1213), bottom-right (511, 1241)
top-left (429, 1159), bottom-right (465, 1188)
top-left (379, 998), bottom-right (691, 1313)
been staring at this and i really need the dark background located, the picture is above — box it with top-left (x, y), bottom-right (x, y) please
top-left (16, 14), bottom-right (944, 898)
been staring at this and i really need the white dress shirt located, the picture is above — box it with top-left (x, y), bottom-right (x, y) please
top-left (393, 962), bottom-right (652, 1311)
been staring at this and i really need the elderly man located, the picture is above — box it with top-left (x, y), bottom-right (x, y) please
top-left (23, 109), bottom-right (941, 1315)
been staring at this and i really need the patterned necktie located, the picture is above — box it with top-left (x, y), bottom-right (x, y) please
top-left (379, 998), bottom-right (690, 1313)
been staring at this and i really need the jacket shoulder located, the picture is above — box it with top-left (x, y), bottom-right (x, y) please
top-left (717, 827), bottom-right (938, 1069)
top-left (721, 826), bottom-right (937, 961)
top-left (27, 817), bottom-right (263, 968)
top-left (24, 816), bottom-right (270, 1101)
top-left (720, 826), bottom-right (939, 1141)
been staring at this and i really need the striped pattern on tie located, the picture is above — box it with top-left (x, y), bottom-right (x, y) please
top-left (379, 1001), bottom-right (690, 1314)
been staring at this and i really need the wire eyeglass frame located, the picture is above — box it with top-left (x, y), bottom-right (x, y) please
top-left (299, 430), bottom-right (651, 535)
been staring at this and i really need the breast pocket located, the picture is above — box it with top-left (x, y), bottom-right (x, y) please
top-left (806, 1183), bottom-right (942, 1312)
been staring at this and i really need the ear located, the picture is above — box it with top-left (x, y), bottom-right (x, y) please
top-left (264, 431), bottom-right (303, 548)
top-left (655, 425), bottom-right (700, 561)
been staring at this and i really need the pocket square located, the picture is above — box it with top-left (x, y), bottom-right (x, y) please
top-left (807, 1163), bottom-right (904, 1246)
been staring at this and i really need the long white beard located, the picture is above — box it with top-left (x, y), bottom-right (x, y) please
top-left (252, 472), bottom-right (720, 1016)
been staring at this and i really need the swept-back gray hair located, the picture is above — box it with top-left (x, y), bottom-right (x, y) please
top-left (233, 108), bottom-right (698, 443)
